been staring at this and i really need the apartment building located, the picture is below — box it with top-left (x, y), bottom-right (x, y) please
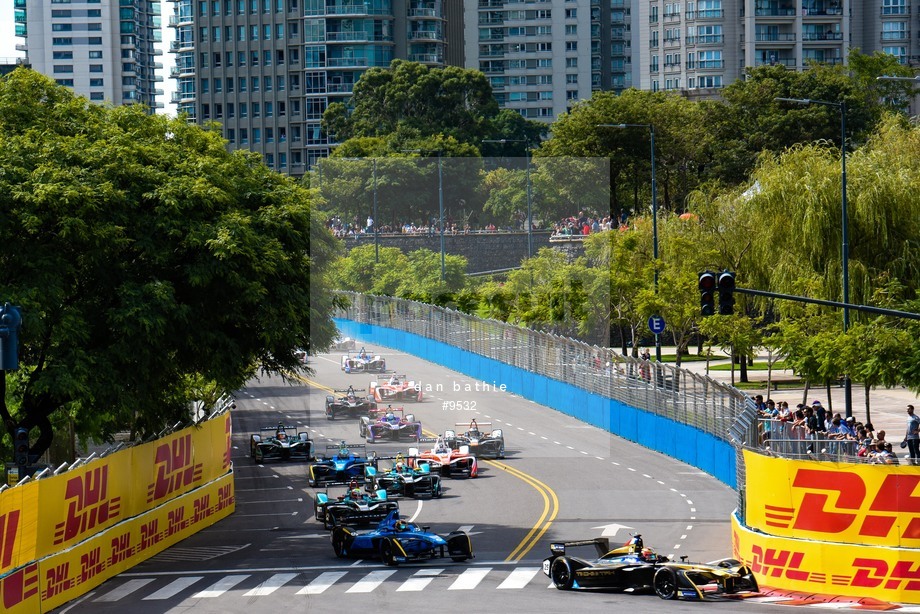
top-left (636, 0), bottom-right (916, 98)
top-left (466, 0), bottom-right (633, 121)
top-left (14, 0), bottom-right (163, 111)
top-left (169, 0), bottom-right (451, 176)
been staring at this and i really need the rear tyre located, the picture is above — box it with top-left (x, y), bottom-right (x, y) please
top-left (323, 509), bottom-right (338, 530)
top-left (653, 567), bottom-right (679, 600)
top-left (551, 558), bottom-right (575, 590)
top-left (254, 447), bottom-right (264, 463)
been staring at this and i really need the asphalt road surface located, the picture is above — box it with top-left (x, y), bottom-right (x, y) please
top-left (55, 345), bottom-right (783, 614)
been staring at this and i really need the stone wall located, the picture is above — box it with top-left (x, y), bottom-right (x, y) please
top-left (340, 231), bottom-right (581, 274)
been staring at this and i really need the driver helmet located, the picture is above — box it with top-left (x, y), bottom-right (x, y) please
top-left (350, 488), bottom-right (362, 500)
top-left (395, 461), bottom-right (404, 471)
top-left (386, 411), bottom-right (396, 420)
top-left (395, 520), bottom-right (409, 532)
top-left (640, 548), bottom-right (655, 562)
top-left (276, 431), bottom-right (286, 440)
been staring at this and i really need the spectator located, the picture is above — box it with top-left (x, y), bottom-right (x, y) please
top-left (906, 405), bottom-right (920, 465)
top-left (804, 406), bottom-right (820, 445)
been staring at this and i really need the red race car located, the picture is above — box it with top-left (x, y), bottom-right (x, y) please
top-left (369, 374), bottom-right (423, 403)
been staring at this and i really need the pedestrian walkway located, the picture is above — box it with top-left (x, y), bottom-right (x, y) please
top-left (669, 346), bottom-right (917, 443)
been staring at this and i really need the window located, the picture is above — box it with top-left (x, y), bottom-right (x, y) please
top-left (252, 76), bottom-right (260, 91)
top-left (214, 52), bottom-right (222, 67)
top-left (240, 128), bottom-right (248, 145)
top-left (52, 24), bottom-right (73, 32)
top-left (227, 77), bottom-right (234, 92)
top-left (565, 25), bottom-right (577, 35)
top-left (882, 0), bottom-right (907, 14)
top-left (264, 50), bottom-right (272, 65)
top-left (238, 51), bottom-right (246, 65)
top-left (565, 41), bottom-right (577, 51)
top-left (215, 78), bottom-right (223, 93)
top-left (264, 77), bottom-right (272, 91)
top-left (88, 50), bottom-right (102, 58)
top-left (566, 73), bottom-right (578, 84)
top-left (253, 128), bottom-right (261, 143)
top-left (53, 38), bottom-right (73, 45)
top-left (90, 92), bottom-right (104, 100)
top-left (227, 128), bottom-right (235, 143)
top-left (565, 57), bottom-right (577, 67)
top-left (279, 101), bottom-right (286, 116)
top-left (883, 46), bottom-right (907, 63)
top-left (228, 103), bottom-right (235, 118)
top-left (253, 102), bottom-right (261, 117)
top-left (90, 78), bottom-right (104, 87)
top-left (277, 75), bottom-right (285, 91)
top-left (266, 154), bottom-right (274, 167)
top-left (201, 79), bottom-right (209, 94)
top-left (240, 102), bottom-right (248, 117)
top-left (266, 101), bottom-right (273, 116)
top-left (565, 8), bottom-right (577, 18)
top-left (56, 79), bottom-right (74, 86)
top-left (882, 21), bottom-right (907, 40)
top-left (277, 49), bottom-right (285, 64)
top-left (266, 127), bottom-right (274, 143)
top-left (54, 65), bottom-right (74, 73)
top-left (239, 78), bottom-right (246, 92)
top-left (53, 51), bottom-right (74, 59)
top-left (200, 52), bottom-right (209, 68)
top-left (238, 25), bottom-right (245, 41)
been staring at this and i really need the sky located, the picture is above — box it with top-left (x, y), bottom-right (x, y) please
top-left (0, 3), bottom-right (177, 116)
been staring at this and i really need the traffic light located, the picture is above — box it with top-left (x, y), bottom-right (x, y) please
top-left (718, 270), bottom-right (736, 315)
top-left (14, 427), bottom-right (29, 467)
top-left (0, 303), bottom-right (22, 371)
top-left (698, 271), bottom-right (716, 316)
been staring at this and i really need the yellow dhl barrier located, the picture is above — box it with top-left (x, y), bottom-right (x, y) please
top-left (733, 512), bottom-right (920, 603)
top-left (743, 449), bottom-right (920, 549)
top-left (0, 413), bottom-right (232, 574)
top-left (1, 470), bottom-right (234, 613)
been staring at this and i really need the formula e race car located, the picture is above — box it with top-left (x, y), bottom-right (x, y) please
top-left (369, 374), bottom-right (423, 403)
top-left (249, 423), bottom-right (314, 463)
top-left (325, 386), bottom-right (377, 420)
top-left (445, 419), bottom-right (505, 459)
top-left (308, 442), bottom-right (376, 487)
top-left (410, 437), bottom-right (478, 478)
top-left (331, 509), bottom-right (473, 566)
top-left (542, 534), bottom-right (759, 600)
top-left (341, 347), bottom-right (386, 373)
top-left (359, 407), bottom-right (422, 443)
top-left (365, 455), bottom-right (443, 498)
top-left (313, 481), bottom-right (399, 530)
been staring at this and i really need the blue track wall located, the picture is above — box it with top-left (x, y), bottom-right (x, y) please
top-left (335, 318), bottom-right (736, 488)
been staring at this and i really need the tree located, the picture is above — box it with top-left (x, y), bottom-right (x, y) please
top-left (322, 60), bottom-right (500, 145)
top-left (0, 69), bottom-right (339, 459)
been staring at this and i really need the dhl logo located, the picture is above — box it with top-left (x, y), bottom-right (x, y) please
top-left (852, 557), bottom-right (920, 591)
top-left (0, 510), bottom-right (20, 569)
top-left (147, 434), bottom-right (203, 503)
top-left (750, 545), bottom-right (811, 581)
top-left (2, 562), bottom-right (38, 608)
top-left (763, 469), bottom-right (920, 541)
top-left (54, 466), bottom-right (122, 545)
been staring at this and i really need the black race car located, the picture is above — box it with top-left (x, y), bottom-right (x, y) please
top-left (325, 386), bottom-right (377, 420)
top-left (365, 457), bottom-right (443, 499)
top-left (542, 535), bottom-right (759, 600)
top-left (313, 481), bottom-right (399, 530)
top-left (445, 419), bottom-right (505, 459)
top-left (249, 423), bottom-right (314, 463)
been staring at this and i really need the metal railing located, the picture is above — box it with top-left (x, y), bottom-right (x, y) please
top-left (337, 292), bottom-right (748, 441)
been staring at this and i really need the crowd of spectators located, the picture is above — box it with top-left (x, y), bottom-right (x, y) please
top-left (551, 210), bottom-right (631, 237)
top-left (756, 395), bottom-right (903, 464)
top-left (326, 215), bottom-right (540, 238)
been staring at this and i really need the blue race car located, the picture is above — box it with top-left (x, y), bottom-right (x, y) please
top-left (308, 442), bottom-right (375, 487)
top-left (331, 509), bottom-right (473, 566)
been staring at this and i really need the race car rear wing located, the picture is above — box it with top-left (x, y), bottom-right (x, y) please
top-left (549, 538), bottom-right (611, 558)
top-left (334, 388), bottom-right (366, 393)
top-left (260, 424), bottom-right (298, 432)
top-left (376, 374), bottom-right (407, 379)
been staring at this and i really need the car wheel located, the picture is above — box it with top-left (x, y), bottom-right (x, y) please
top-left (653, 567), bottom-right (679, 600)
top-left (551, 558), bottom-right (575, 590)
top-left (331, 528), bottom-right (349, 558)
top-left (324, 509), bottom-right (338, 530)
top-left (254, 447), bottom-right (264, 463)
top-left (379, 538), bottom-right (398, 567)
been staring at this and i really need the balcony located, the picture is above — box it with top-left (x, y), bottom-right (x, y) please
top-left (326, 31), bottom-right (393, 43)
top-left (802, 32), bottom-right (842, 41)
top-left (409, 7), bottom-right (438, 18)
top-left (326, 56), bottom-right (370, 67)
top-left (410, 53), bottom-right (443, 64)
top-left (327, 82), bottom-right (354, 94)
top-left (754, 57), bottom-right (796, 67)
top-left (754, 8), bottom-right (796, 16)
top-left (410, 30), bottom-right (443, 41)
top-left (686, 9), bottom-right (724, 19)
top-left (168, 14), bottom-right (193, 26)
top-left (755, 33), bottom-right (796, 42)
top-left (325, 4), bottom-right (391, 17)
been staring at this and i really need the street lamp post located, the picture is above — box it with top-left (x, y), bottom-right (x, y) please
top-left (373, 158), bottom-right (379, 263)
top-left (776, 97), bottom-right (851, 419)
top-left (483, 139), bottom-right (533, 258)
top-left (598, 123), bottom-right (660, 362)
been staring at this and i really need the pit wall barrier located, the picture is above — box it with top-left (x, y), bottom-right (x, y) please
top-left (0, 412), bottom-right (235, 613)
top-left (732, 448), bottom-right (920, 603)
top-left (335, 318), bottom-right (736, 487)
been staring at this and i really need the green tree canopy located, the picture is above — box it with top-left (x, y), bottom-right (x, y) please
top-left (0, 69), bottom-right (339, 459)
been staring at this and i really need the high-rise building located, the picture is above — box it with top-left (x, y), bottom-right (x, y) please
top-left (14, 0), bottom-right (163, 111)
top-left (169, 0), bottom-right (450, 177)
top-left (466, 0), bottom-right (633, 122)
top-left (636, 0), bottom-right (915, 98)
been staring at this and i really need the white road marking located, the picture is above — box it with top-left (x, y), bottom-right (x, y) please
top-left (242, 573), bottom-right (297, 596)
top-left (595, 456), bottom-right (604, 460)
top-left (95, 579), bottom-right (156, 602)
top-left (296, 571), bottom-right (347, 595)
top-left (457, 525), bottom-right (474, 533)
top-left (192, 574), bottom-right (250, 598)
top-left (397, 568), bottom-right (443, 592)
top-left (448, 567), bottom-right (491, 590)
top-left (628, 467), bottom-right (636, 472)
top-left (408, 499), bottom-right (423, 522)
top-left (346, 570), bottom-right (396, 593)
top-left (497, 567), bottom-right (540, 589)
